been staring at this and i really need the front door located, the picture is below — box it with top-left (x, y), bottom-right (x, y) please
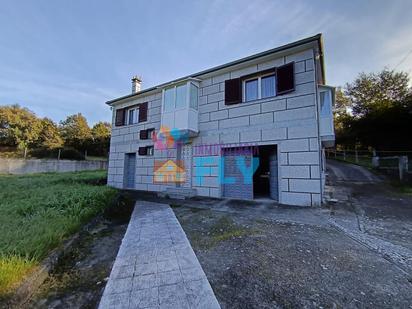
top-left (124, 153), bottom-right (136, 189)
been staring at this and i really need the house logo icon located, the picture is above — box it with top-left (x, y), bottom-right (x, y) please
top-left (154, 159), bottom-right (186, 183)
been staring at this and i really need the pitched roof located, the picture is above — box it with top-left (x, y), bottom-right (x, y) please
top-left (107, 33), bottom-right (324, 105)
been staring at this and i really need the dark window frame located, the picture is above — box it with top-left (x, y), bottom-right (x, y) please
top-left (224, 62), bottom-right (295, 105)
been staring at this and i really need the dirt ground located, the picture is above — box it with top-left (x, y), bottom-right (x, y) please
top-left (17, 161), bottom-right (412, 309)
top-left (173, 205), bottom-right (412, 309)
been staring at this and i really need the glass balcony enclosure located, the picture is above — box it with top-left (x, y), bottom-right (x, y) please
top-left (160, 79), bottom-right (199, 138)
top-left (318, 85), bottom-right (335, 147)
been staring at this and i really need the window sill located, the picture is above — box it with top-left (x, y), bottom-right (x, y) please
top-left (226, 95), bottom-right (284, 108)
top-left (115, 122), bottom-right (146, 128)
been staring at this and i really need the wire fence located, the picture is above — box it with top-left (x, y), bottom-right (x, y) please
top-left (0, 146), bottom-right (108, 161)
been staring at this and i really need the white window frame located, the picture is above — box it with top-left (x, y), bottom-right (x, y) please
top-left (242, 72), bottom-right (276, 102)
top-left (161, 81), bottom-right (199, 113)
top-left (319, 89), bottom-right (332, 117)
top-left (127, 106), bottom-right (139, 125)
top-left (146, 145), bottom-right (154, 156)
top-left (146, 128), bottom-right (155, 140)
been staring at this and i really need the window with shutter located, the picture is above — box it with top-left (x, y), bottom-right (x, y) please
top-left (115, 108), bottom-right (125, 126)
top-left (276, 62), bottom-right (295, 95)
top-left (146, 128), bottom-right (155, 140)
top-left (139, 129), bottom-right (148, 140)
top-left (138, 102), bottom-right (148, 122)
top-left (138, 146), bottom-right (147, 156)
top-left (224, 78), bottom-right (242, 105)
top-left (146, 146), bottom-right (154, 156)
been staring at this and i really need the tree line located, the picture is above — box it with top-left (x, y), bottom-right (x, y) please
top-left (1, 69), bottom-right (411, 159)
top-left (334, 69), bottom-right (412, 153)
top-left (0, 104), bottom-right (111, 159)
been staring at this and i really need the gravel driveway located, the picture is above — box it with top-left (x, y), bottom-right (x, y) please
top-left (172, 160), bottom-right (412, 309)
top-left (173, 206), bottom-right (412, 309)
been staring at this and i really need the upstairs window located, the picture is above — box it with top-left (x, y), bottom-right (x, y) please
top-left (175, 84), bottom-right (187, 109)
top-left (164, 88), bottom-right (175, 112)
top-left (162, 81), bottom-right (199, 112)
top-left (225, 62), bottom-right (294, 106)
top-left (245, 79), bottom-right (258, 101)
top-left (261, 74), bottom-right (276, 98)
top-left (320, 90), bottom-right (332, 117)
top-left (189, 83), bottom-right (198, 109)
top-left (243, 73), bottom-right (276, 102)
top-left (128, 107), bottom-right (139, 125)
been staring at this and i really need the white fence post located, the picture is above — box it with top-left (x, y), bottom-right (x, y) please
top-left (372, 156), bottom-right (379, 168)
top-left (399, 156), bottom-right (408, 182)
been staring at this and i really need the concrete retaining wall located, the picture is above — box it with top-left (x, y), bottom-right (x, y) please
top-left (0, 158), bottom-right (108, 174)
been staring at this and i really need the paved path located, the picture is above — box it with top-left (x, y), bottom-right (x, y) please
top-left (99, 201), bottom-right (221, 309)
top-left (326, 159), bottom-right (383, 183)
top-left (326, 159), bottom-right (412, 275)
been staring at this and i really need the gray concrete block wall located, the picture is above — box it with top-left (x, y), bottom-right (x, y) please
top-left (107, 92), bottom-right (164, 189)
top-left (0, 158), bottom-right (107, 175)
top-left (108, 46), bottom-right (323, 206)
top-left (194, 48), bottom-right (322, 206)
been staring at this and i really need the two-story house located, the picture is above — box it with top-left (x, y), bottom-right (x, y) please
top-left (106, 33), bottom-right (335, 206)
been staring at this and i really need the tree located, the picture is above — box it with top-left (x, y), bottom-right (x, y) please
top-left (89, 121), bottom-right (111, 157)
top-left (37, 118), bottom-right (64, 150)
top-left (60, 113), bottom-right (92, 150)
top-left (0, 104), bottom-right (42, 156)
top-left (92, 122), bottom-right (111, 140)
top-left (336, 69), bottom-right (412, 151)
top-left (345, 69), bottom-right (410, 117)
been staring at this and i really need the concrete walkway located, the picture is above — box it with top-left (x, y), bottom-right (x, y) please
top-left (99, 201), bottom-right (221, 309)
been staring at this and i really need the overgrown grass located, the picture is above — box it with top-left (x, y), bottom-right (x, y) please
top-left (0, 171), bottom-right (117, 296)
top-left (332, 155), bottom-right (374, 169)
top-left (210, 216), bottom-right (249, 243)
top-left (390, 182), bottom-right (412, 195)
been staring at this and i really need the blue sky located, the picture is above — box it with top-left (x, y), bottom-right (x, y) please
top-left (1, 0), bottom-right (412, 125)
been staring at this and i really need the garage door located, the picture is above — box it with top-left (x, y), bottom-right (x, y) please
top-left (222, 147), bottom-right (253, 199)
top-left (269, 150), bottom-right (278, 201)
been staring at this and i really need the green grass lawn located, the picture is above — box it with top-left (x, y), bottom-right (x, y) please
top-left (0, 170), bottom-right (117, 296)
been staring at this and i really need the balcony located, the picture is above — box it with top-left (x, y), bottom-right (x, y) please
top-left (318, 85), bottom-right (335, 147)
top-left (159, 78), bottom-right (199, 141)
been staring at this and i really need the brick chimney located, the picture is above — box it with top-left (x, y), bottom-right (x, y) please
top-left (131, 76), bottom-right (142, 94)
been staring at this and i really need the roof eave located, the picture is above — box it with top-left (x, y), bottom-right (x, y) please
top-left (106, 33), bottom-right (324, 106)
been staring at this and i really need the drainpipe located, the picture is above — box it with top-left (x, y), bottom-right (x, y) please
top-left (314, 49), bottom-right (324, 206)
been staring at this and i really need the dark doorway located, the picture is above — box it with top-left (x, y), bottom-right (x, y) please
top-left (253, 145), bottom-right (278, 200)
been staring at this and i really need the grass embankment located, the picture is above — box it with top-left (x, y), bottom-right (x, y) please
top-left (0, 171), bottom-right (117, 296)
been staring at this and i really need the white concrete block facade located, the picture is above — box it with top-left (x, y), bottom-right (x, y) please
top-left (107, 35), bottom-right (333, 206)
